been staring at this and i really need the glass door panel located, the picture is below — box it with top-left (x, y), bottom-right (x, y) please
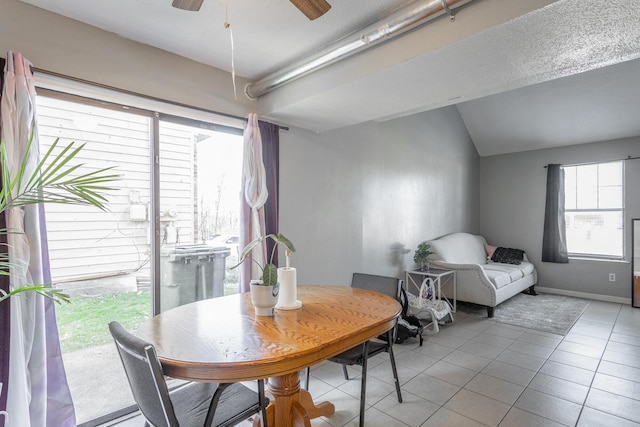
top-left (157, 119), bottom-right (243, 312)
top-left (37, 95), bottom-right (152, 424)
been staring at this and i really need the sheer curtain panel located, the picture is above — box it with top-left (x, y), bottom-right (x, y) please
top-left (0, 52), bottom-right (76, 427)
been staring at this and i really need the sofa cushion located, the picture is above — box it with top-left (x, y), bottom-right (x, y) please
top-left (483, 261), bottom-right (534, 288)
top-left (484, 244), bottom-right (497, 259)
top-left (483, 269), bottom-right (512, 288)
top-left (490, 247), bottom-right (525, 265)
top-left (517, 261), bottom-right (535, 276)
top-left (485, 263), bottom-right (523, 281)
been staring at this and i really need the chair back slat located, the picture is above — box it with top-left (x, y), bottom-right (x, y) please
top-left (109, 321), bottom-right (178, 427)
top-left (351, 273), bottom-right (402, 300)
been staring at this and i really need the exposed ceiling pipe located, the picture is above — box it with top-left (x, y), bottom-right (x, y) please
top-left (244, 0), bottom-right (474, 100)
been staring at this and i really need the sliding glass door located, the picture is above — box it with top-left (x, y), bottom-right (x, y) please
top-left (36, 94), bottom-right (244, 425)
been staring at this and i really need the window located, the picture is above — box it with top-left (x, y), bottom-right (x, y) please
top-left (564, 161), bottom-right (624, 259)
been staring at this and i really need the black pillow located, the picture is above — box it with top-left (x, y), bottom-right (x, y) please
top-left (491, 247), bottom-right (525, 265)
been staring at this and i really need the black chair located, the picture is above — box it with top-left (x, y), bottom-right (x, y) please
top-left (109, 321), bottom-right (269, 427)
top-left (306, 273), bottom-right (403, 427)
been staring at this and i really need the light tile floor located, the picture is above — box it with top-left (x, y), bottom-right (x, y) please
top-left (108, 299), bottom-right (640, 427)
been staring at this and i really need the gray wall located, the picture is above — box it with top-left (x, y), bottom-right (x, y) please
top-left (480, 137), bottom-right (640, 301)
top-left (280, 106), bottom-right (480, 286)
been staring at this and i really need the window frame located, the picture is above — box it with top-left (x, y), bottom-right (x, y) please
top-left (563, 160), bottom-right (625, 261)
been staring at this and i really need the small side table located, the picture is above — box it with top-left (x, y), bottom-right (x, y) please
top-left (405, 267), bottom-right (456, 312)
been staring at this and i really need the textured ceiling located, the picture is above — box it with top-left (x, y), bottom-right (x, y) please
top-left (16, 0), bottom-right (640, 155)
top-left (458, 59), bottom-right (640, 156)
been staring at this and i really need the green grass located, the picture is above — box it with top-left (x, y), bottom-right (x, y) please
top-left (56, 289), bottom-right (151, 353)
top-left (56, 280), bottom-right (241, 353)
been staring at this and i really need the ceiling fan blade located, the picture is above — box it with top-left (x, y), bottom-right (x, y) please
top-left (290, 0), bottom-right (331, 20)
top-left (172, 0), bottom-right (204, 12)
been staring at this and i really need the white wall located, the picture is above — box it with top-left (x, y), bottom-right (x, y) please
top-left (480, 137), bottom-right (640, 301)
top-left (280, 106), bottom-right (480, 286)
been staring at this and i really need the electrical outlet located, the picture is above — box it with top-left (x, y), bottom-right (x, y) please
top-left (609, 273), bottom-right (616, 282)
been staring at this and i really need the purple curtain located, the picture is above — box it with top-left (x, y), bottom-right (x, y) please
top-left (239, 117), bottom-right (279, 291)
top-left (259, 120), bottom-right (280, 267)
top-left (0, 55), bottom-right (10, 427)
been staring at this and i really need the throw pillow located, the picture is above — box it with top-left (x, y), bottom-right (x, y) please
top-left (491, 247), bottom-right (525, 265)
top-left (484, 244), bottom-right (497, 259)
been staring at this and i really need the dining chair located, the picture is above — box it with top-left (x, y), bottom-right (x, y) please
top-left (307, 273), bottom-right (403, 427)
top-left (109, 321), bottom-right (269, 427)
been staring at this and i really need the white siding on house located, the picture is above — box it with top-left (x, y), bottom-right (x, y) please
top-left (37, 96), bottom-right (157, 282)
top-left (36, 96), bottom-right (233, 287)
top-left (159, 121), bottom-right (196, 245)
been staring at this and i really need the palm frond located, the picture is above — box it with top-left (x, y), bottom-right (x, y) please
top-left (0, 134), bottom-right (119, 305)
top-left (0, 137), bottom-right (119, 212)
top-left (0, 285), bottom-right (70, 305)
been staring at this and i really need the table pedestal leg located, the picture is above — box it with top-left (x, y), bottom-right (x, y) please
top-left (253, 372), bottom-right (335, 427)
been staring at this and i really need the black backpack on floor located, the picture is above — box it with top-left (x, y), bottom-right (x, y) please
top-left (381, 287), bottom-right (424, 346)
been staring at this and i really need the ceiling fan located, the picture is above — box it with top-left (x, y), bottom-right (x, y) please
top-left (172, 0), bottom-right (331, 20)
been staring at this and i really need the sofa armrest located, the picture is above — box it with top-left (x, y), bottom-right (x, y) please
top-left (430, 260), bottom-right (486, 272)
top-left (430, 260), bottom-right (498, 307)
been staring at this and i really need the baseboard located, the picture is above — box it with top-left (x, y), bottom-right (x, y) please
top-left (536, 286), bottom-right (631, 305)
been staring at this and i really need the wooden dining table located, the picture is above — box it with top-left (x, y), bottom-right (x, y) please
top-left (134, 284), bottom-right (401, 427)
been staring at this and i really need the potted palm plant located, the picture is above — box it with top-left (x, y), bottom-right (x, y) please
top-left (232, 233), bottom-right (295, 316)
top-left (413, 242), bottom-right (435, 272)
top-left (0, 135), bottom-right (118, 304)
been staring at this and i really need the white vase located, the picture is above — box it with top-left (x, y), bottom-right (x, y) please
top-left (250, 280), bottom-right (280, 316)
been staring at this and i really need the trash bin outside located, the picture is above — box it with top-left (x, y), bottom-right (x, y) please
top-left (199, 245), bottom-right (231, 299)
top-left (160, 244), bottom-right (231, 311)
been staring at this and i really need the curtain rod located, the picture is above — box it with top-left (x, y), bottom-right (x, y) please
top-left (544, 155), bottom-right (640, 168)
top-left (5, 62), bottom-right (289, 131)
top-left (32, 66), bottom-right (247, 120)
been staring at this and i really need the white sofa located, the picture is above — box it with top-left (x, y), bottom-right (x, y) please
top-left (427, 232), bottom-right (537, 317)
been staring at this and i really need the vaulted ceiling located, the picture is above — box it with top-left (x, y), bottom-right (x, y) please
top-left (18, 0), bottom-right (640, 156)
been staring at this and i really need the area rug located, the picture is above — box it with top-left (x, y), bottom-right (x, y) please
top-left (457, 292), bottom-right (591, 335)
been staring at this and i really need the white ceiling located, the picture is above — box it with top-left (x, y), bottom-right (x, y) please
top-left (18, 0), bottom-right (640, 156)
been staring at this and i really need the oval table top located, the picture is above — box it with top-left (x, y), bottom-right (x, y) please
top-left (134, 285), bottom-right (401, 382)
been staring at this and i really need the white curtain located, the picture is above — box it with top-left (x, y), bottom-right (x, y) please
top-left (1, 51), bottom-right (75, 426)
top-left (240, 113), bottom-right (268, 289)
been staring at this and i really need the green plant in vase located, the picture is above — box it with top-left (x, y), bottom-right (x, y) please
top-left (413, 242), bottom-right (435, 271)
top-left (233, 233), bottom-right (296, 286)
top-left (232, 233), bottom-right (295, 316)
